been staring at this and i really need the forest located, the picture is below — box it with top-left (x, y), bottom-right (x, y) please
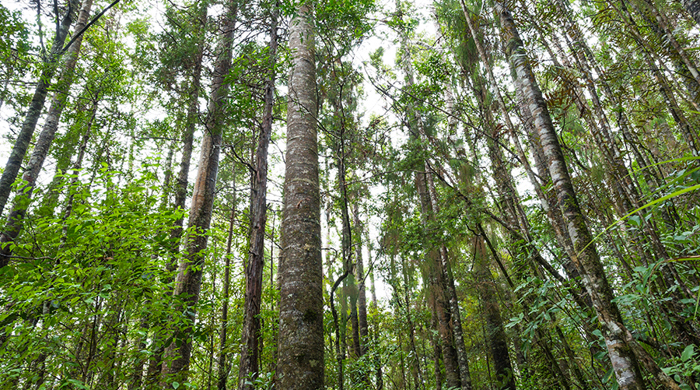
top-left (1, 0), bottom-right (700, 388)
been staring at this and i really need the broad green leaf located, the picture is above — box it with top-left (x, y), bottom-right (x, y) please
top-left (682, 345), bottom-right (695, 362)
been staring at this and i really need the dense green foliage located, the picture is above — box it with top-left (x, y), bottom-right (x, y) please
top-left (1, 0), bottom-right (700, 389)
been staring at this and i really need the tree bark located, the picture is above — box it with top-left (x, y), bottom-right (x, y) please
top-left (395, 2), bottom-right (463, 386)
top-left (276, 2), bottom-right (324, 388)
top-left (170, 1), bottom-right (207, 259)
top-left (425, 166), bottom-right (472, 390)
top-left (160, 2), bottom-right (236, 385)
top-left (147, 4), bottom-right (208, 384)
top-left (369, 258), bottom-right (383, 390)
top-left (354, 202), bottom-right (368, 356)
top-left (473, 236), bottom-right (516, 390)
top-left (238, 4), bottom-right (278, 388)
top-left (217, 188), bottom-right (236, 390)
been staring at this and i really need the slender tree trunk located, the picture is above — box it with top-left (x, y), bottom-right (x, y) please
top-left (332, 268), bottom-right (348, 390)
top-left (148, 5), bottom-right (207, 383)
top-left (473, 236), bottom-right (516, 390)
top-left (160, 2), bottom-right (236, 385)
top-left (161, 140), bottom-right (176, 207)
top-left (168, 1), bottom-right (207, 272)
top-left (400, 255), bottom-right (424, 390)
top-left (354, 202), bottom-right (368, 356)
top-left (425, 167), bottom-right (472, 390)
top-left (218, 186), bottom-right (236, 390)
top-left (276, 2), bottom-right (324, 388)
top-left (416, 168), bottom-right (461, 389)
top-left (207, 273), bottom-right (217, 390)
top-left (238, 5), bottom-right (278, 388)
top-left (0, 0), bottom-right (77, 222)
top-left (0, 0), bottom-right (93, 267)
top-left (349, 280), bottom-right (361, 358)
top-left (370, 261), bottom-right (383, 390)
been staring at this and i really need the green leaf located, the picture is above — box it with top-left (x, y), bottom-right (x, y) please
top-left (682, 345), bottom-right (695, 362)
top-left (628, 215), bottom-right (641, 226)
top-left (172, 382), bottom-right (180, 389)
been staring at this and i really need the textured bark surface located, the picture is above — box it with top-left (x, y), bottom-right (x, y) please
top-left (369, 261), bottom-right (383, 390)
top-left (238, 6), bottom-right (278, 389)
top-left (474, 237), bottom-right (516, 390)
top-left (218, 196), bottom-right (236, 390)
top-left (276, 2), bottom-right (324, 388)
top-left (147, 5), bottom-right (207, 384)
top-left (402, 255), bottom-right (425, 390)
top-left (683, 0), bottom-right (700, 24)
top-left (427, 168), bottom-right (472, 390)
top-left (415, 167), bottom-right (461, 389)
top-left (0, 1), bottom-right (77, 222)
top-left (498, 3), bottom-right (680, 390)
top-left (169, 2), bottom-right (207, 271)
top-left (160, 3), bottom-right (235, 385)
top-left (0, 0), bottom-right (93, 266)
top-left (555, 0), bottom-right (700, 347)
top-left (461, 0), bottom-right (579, 279)
top-left (354, 203), bottom-right (369, 355)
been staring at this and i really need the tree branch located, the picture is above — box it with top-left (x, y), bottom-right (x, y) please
top-left (58, 0), bottom-right (120, 56)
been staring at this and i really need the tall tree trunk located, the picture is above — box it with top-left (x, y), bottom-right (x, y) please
top-left (395, 2), bottom-right (462, 386)
top-left (460, 0), bottom-right (586, 291)
top-left (416, 167), bottom-right (461, 389)
top-left (147, 4), bottom-right (207, 384)
top-left (565, 0), bottom-right (700, 345)
top-left (369, 259), bottom-right (383, 390)
top-left (238, 5), bottom-right (278, 388)
top-left (160, 2), bottom-right (236, 385)
top-left (218, 186), bottom-right (236, 390)
top-left (473, 236), bottom-right (516, 390)
top-left (276, 1), bottom-right (324, 388)
top-left (400, 254), bottom-right (424, 390)
top-left (0, 0), bottom-right (93, 267)
top-left (497, 3), bottom-right (680, 389)
top-left (169, 2), bottom-right (207, 268)
top-left (614, 0), bottom-right (700, 153)
top-left (354, 202), bottom-right (368, 356)
top-left (0, 0), bottom-right (77, 223)
top-left (425, 165), bottom-right (472, 390)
